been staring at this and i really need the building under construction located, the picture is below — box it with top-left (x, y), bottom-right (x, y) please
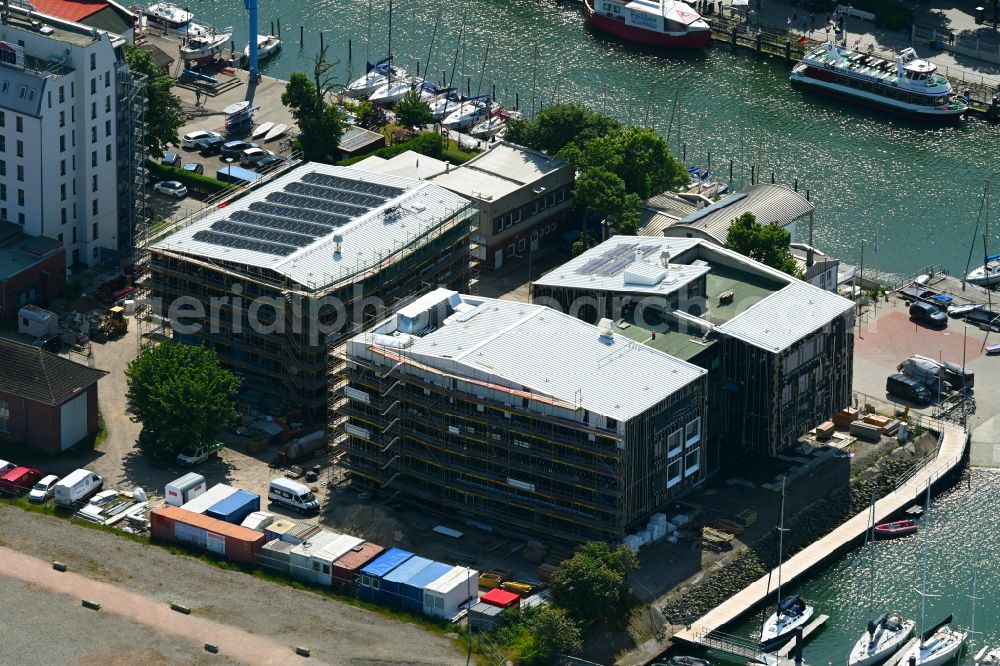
top-left (338, 289), bottom-right (708, 543)
top-left (147, 164), bottom-right (476, 416)
top-left (532, 236), bottom-right (855, 465)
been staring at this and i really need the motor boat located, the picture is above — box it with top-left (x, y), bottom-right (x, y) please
top-left (442, 96), bottom-right (495, 130)
top-left (975, 646), bottom-right (1000, 666)
top-left (873, 520), bottom-right (918, 540)
top-left (469, 109), bottom-right (522, 139)
top-left (848, 613), bottom-right (916, 666)
top-left (898, 615), bottom-right (967, 666)
top-left (583, 0), bottom-right (711, 48)
top-left (145, 2), bottom-right (193, 29)
top-left (180, 29), bottom-right (232, 65)
top-left (429, 90), bottom-right (462, 120)
top-left (347, 58), bottom-right (407, 97)
top-left (244, 34), bottom-right (282, 61)
top-left (760, 595), bottom-right (815, 650)
top-left (966, 254), bottom-right (1000, 287)
top-left (370, 76), bottom-right (424, 105)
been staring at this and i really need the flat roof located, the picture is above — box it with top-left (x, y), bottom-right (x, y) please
top-left (350, 289), bottom-right (707, 419)
top-left (150, 163), bottom-right (473, 291)
top-left (0, 226), bottom-right (63, 279)
top-left (354, 150), bottom-right (449, 180)
top-left (615, 314), bottom-right (716, 363)
top-left (429, 141), bottom-right (566, 201)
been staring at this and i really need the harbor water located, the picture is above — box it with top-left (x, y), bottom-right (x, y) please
top-left (727, 468), bottom-right (1000, 664)
top-left (197, 0), bottom-right (1000, 276)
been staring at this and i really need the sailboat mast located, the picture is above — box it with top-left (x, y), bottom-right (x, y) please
top-left (919, 482), bottom-right (931, 643)
top-left (969, 565), bottom-right (978, 666)
top-left (776, 477), bottom-right (786, 607)
top-left (387, 0), bottom-right (393, 87)
top-left (866, 490), bottom-right (876, 620)
top-left (985, 184), bottom-right (993, 316)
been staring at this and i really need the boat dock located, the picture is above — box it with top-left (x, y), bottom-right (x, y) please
top-left (668, 420), bottom-right (967, 656)
top-left (774, 615), bottom-right (829, 659)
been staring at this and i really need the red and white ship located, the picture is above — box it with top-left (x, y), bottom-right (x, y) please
top-left (790, 43), bottom-right (968, 120)
top-left (583, 0), bottom-right (711, 49)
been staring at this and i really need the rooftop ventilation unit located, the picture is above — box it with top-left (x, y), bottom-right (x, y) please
top-left (333, 234), bottom-right (343, 255)
top-left (597, 318), bottom-right (614, 338)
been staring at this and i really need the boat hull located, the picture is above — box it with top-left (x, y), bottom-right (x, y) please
top-left (180, 34), bottom-right (230, 64)
top-left (760, 605), bottom-right (814, 651)
top-left (899, 630), bottom-right (967, 666)
top-left (583, 0), bottom-right (711, 49)
top-left (789, 74), bottom-right (966, 121)
top-left (848, 619), bottom-right (915, 666)
top-left (874, 521), bottom-right (918, 539)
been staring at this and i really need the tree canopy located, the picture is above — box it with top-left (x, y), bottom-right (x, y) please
top-left (505, 103), bottom-right (621, 155)
top-left (393, 89), bottom-right (435, 129)
top-left (492, 604), bottom-right (582, 666)
top-left (724, 212), bottom-right (802, 277)
top-left (124, 44), bottom-right (184, 159)
top-left (126, 342), bottom-right (241, 457)
top-left (550, 542), bottom-right (639, 624)
top-left (281, 48), bottom-right (348, 162)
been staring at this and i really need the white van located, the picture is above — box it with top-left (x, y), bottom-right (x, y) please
top-left (53, 469), bottom-right (103, 506)
top-left (268, 478), bottom-right (320, 514)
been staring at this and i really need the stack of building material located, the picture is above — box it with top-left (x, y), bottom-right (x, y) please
top-left (815, 421), bottom-right (836, 438)
top-left (850, 420), bottom-right (882, 442)
top-left (832, 407), bottom-right (859, 428)
top-left (480, 588), bottom-right (520, 610)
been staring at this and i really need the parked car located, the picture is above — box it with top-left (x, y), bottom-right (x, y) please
top-left (221, 141), bottom-right (259, 160)
top-left (268, 478), bottom-right (320, 514)
top-left (239, 147), bottom-right (272, 166)
top-left (182, 130), bottom-right (221, 149)
top-left (255, 154), bottom-right (286, 171)
top-left (182, 162), bottom-right (204, 175)
top-left (161, 151), bottom-right (181, 167)
top-left (31, 334), bottom-right (61, 353)
top-left (53, 469), bottom-right (103, 506)
top-left (0, 460), bottom-right (14, 476)
top-left (154, 180), bottom-right (188, 198)
top-left (909, 301), bottom-right (947, 328)
top-left (0, 467), bottom-right (42, 495)
top-left (197, 136), bottom-right (227, 156)
top-left (886, 373), bottom-right (933, 404)
top-left (28, 474), bottom-right (60, 503)
top-left (177, 441), bottom-right (223, 466)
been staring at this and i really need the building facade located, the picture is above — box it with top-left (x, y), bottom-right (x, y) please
top-left (0, 337), bottom-right (106, 453)
top-left (532, 236), bottom-right (854, 462)
top-left (0, 221), bottom-right (65, 319)
top-left (339, 289), bottom-right (708, 543)
top-left (428, 141), bottom-right (574, 272)
top-left (147, 164), bottom-right (476, 416)
top-left (0, 7), bottom-right (144, 268)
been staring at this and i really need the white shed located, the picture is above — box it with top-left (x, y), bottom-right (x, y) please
top-left (18, 305), bottom-right (58, 338)
top-left (422, 566), bottom-right (479, 619)
top-left (308, 534), bottom-right (365, 586)
top-left (288, 530), bottom-right (341, 584)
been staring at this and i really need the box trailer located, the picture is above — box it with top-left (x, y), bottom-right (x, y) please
top-left (150, 506), bottom-right (265, 565)
top-left (331, 541), bottom-right (385, 593)
top-left (164, 473), bottom-right (207, 507)
top-left (259, 538), bottom-right (294, 576)
top-left (423, 566), bottom-right (480, 618)
top-left (288, 530), bottom-right (341, 584)
top-left (18, 305), bottom-right (58, 338)
top-left (180, 483), bottom-right (237, 514)
top-left (205, 489), bottom-right (260, 525)
top-left (359, 548), bottom-right (414, 602)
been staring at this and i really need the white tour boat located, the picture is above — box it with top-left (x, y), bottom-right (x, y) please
top-left (790, 44), bottom-right (968, 120)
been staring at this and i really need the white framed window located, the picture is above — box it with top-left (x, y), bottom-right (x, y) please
top-left (685, 417), bottom-right (701, 446)
top-left (685, 448), bottom-right (700, 477)
top-left (667, 428), bottom-right (682, 457)
top-left (667, 459), bottom-right (682, 488)
top-left (0, 400), bottom-right (8, 433)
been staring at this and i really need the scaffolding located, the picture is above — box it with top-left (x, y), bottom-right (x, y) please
top-left (116, 64), bottom-right (148, 262)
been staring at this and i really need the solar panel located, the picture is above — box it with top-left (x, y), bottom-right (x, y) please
top-left (232, 210), bottom-right (331, 238)
top-left (302, 171), bottom-right (404, 199)
top-left (605, 242), bottom-right (638, 259)
top-left (286, 181), bottom-right (383, 210)
top-left (596, 257), bottom-right (633, 276)
top-left (577, 257), bottom-right (611, 274)
top-left (638, 244), bottom-right (661, 257)
top-left (210, 220), bottom-right (313, 248)
top-left (252, 200), bottom-right (350, 228)
top-left (192, 230), bottom-right (297, 256)
top-left (266, 192), bottom-right (362, 219)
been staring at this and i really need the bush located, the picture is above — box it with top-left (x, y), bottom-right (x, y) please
top-left (148, 161), bottom-right (230, 195)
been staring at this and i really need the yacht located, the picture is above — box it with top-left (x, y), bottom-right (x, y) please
top-left (347, 58), bottom-right (407, 98)
top-left (244, 34), bottom-right (282, 61)
top-left (975, 646), bottom-right (1000, 666)
top-left (966, 254), bottom-right (1000, 287)
top-left (370, 76), bottom-right (424, 105)
top-left (180, 29), bottom-right (232, 65)
top-left (145, 2), bottom-right (193, 30)
top-left (582, 0), bottom-right (711, 48)
top-left (760, 595), bottom-right (815, 650)
top-left (848, 614), bottom-right (916, 666)
top-left (442, 97), bottom-right (496, 130)
top-left (790, 44), bottom-right (968, 120)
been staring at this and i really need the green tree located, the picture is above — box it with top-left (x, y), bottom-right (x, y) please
top-left (569, 127), bottom-right (688, 199)
top-left (505, 103), bottom-right (621, 155)
top-left (493, 605), bottom-right (582, 666)
top-left (572, 231), bottom-right (597, 256)
top-left (574, 166), bottom-right (626, 225)
top-left (123, 45), bottom-right (184, 159)
top-left (281, 47), bottom-right (347, 162)
top-left (725, 212), bottom-right (802, 277)
top-left (126, 342), bottom-right (241, 458)
top-left (550, 542), bottom-right (639, 624)
top-left (393, 89), bottom-right (434, 129)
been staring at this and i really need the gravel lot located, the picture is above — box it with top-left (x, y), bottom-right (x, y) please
top-left (0, 505), bottom-right (467, 666)
top-left (0, 576), bottom-right (230, 666)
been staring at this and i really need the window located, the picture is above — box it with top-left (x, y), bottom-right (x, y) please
top-left (90, 78), bottom-right (96, 95)
top-left (61, 208), bottom-right (66, 224)
top-left (60, 160), bottom-right (66, 176)
top-left (0, 160), bottom-right (5, 176)
top-left (17, 189), bottom-right (23, 205)
top-left (15, 116), bottom-right (22, 132)
top-left (91, 126), bottom-right (96, 144)
top-left (0, 184), bottom-right (5, 201)
top-left (518, 238), bottom-right (525, 252)
top-left (72, 227), bottom-right (77, 243)
top-left (60, 183), bottom-right (66, 201)
top-left (57, 233), bottom-right (62, 243)
top-left (507, 244), bottom-right (515, 257)
top-left (91, 200), bottom-right (98, 216)
top-left (0, 400), bottom-right (9, 433)
top-left (60, 135), bottom-right (65, 152)
top-left (71, 82), bottom-right (74, 97)
top-left (1, 208), bottom-right (5, 220)
top-left (92, 175), bottom-right (98, 192)
top-left (105, 144), bottom-right (111, 161)
top-left (667, 459), bottom-right (682, 488)
top-left (90, 53), bottom-right (96, 70)
top-left (105, 95), bottom-right (111, 112)
top-left (17, 85), bottom-right (25, 99)
top-left (16, 165), bottom-right (22, 181)
top-left (59, 110), bottom-right (65, 127)
top-left (91, 151), bottom-right (97, 168)
top-left (0, 110), bottom-right (4, 126)
top-left (15, 140), bottom-right (21, 157)
top-left (685, 448), bottom-right (700, 477)
top-left (105, 120), bottom-right (111, 137)
top-left (667, 429), bottom-right (682, 457)
top-left (16, 211), bottom-right (22, 224)
top-left (685, 417), bottom-right (701, 446)
top-left (91, 102), bottom-right (96, 120)
top-left (104, 72), bottom-right (110, 88)
top-left (0, 135), bottom-right (4, 152)
top-left (59, 86), bottom-right (64, 103)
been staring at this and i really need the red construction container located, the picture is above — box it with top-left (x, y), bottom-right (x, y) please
top-left (330, 541), bottom-right (385, 593)
top-left (150, 506), bottom-right (265, 566)
top-left (480, 588), bottom-right (520, 610)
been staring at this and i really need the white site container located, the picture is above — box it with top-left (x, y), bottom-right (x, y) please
top-left (164, 473), bottom-right (207, 507)
top-left (180, 483), bottom-right (237, 514)
top-left (423, 566), bottom-right (479, 619)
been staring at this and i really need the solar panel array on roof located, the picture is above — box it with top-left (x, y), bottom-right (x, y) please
top-left (232, 210), bottom-right (332, 238)
top-left (265, 192), bottom-right (360, 221)
top-left (596, 256), bottom-right (633, 276)
top-left (302, 171), bottom-right (405, 199)
top-left (249, 202), bottom-right (350, 228)
top-left (192, 230), bottom-right (297, 256)
top-left (576, 256), bottom-right (611, 274)
top-left (638, 244), bottom-right (661, 257)
top-left (287, 181), bottom-right (382, 210)
top-left (209, 220), bottom-right (313, 248)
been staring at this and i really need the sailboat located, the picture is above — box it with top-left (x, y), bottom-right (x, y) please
top-left (966, 184), bottom-right (999, 287)
top-left (848, 495), bottom-right (915, 666)
top-left (898, 483), bottom-right (967, 666)
top-left (759, 478), bottom-right (816, 651)
top-left (975, 647), bottom-right (1000, 666)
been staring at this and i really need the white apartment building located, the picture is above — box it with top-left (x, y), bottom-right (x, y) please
top-left (0, 6), bottom-right (143, 268)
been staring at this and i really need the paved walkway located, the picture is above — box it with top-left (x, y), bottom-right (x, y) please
top-left (0, 547), bottom-right (315, 665)
top-left (671, 420), bottom-right (967, 647)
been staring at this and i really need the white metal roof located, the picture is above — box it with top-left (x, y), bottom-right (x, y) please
top-left (717, 280), bottom-right (853, 352)
top-left (424, 565), bottom-right (479, 595)
top-left (150, 163), bottom-right (473, 291)
top-left (356, 150), bottom-right (450, 180)
top-left (532, 236), bottom-right (708, 295)
top-left (674, 184), bottom-right (814, 244)
top-left (428, 141), bottom-right (567, 201)
top-left (352, 291), bottom-right (706, 419)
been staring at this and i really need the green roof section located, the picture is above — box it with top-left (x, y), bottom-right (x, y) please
top-left (702, 263), bottom-right (783, 324)
top-left (616, 312), bottom-right (716, 363)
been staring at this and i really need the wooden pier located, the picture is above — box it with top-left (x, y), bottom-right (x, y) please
top-left (775, 615), bottom-right (829, 659)
top-left (670, 421), bottom-right (967, 651)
